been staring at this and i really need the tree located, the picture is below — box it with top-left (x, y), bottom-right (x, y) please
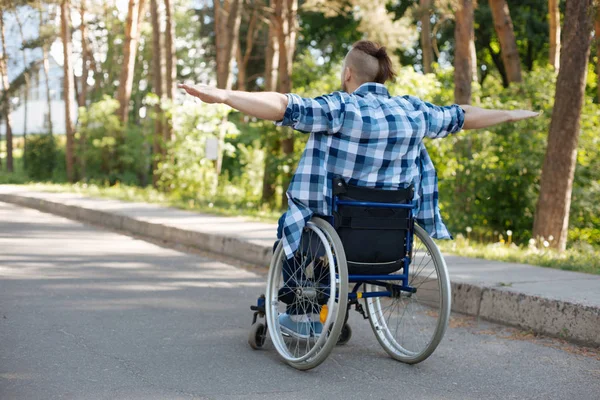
top-left (261, 2), bottom-right (280, 204)
top-left (78, 0), bottom-right (88, 178)
top-left (304, 0), bottom-right (418, 55)
top-left (0, 9), bottom-right (13, 172)
top-left (13, 8), bottom-right (30, 156)
top-left (164, 0), bottom-right (177, 147)
top-left (117, 0), bottom-right (146, 123)
top-left (274, 0), bottom-right (298, 208)
top-left (236, 7), bottom-right (260, 91)
top-left (150, 0), bottom-right (163, 186)
top-left (596, 5), bottom-right (600, 103)
top-left (548, 0), bottom-right (560, 70)
top-left (213, 0), bottom-right (243, 177)
top-left (39, 0), bottom-right (53, 135)
top-left (533, 0), bottom-right (595, 251)
top-left (489, 0), bottom-right (521, 83)
top-left (164, 0), bottom-right (176, 100)
top-left (78, 0), bottom-right (88, 109)
top-left (420, 0), bottom-right (434, 74)
top-left (214, 0), bottom-right (243, 90)
top-left (60, 0), bottom-right (76, 181)
top-left (454, 0), bottom-right (476, 104)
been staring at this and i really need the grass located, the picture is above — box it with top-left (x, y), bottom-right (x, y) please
top-left (0, 148), bottom-right (29, 184)
top-left (1, 151), bottom-right (598, 274)
top-left (24, 181), bottom-right (282, 223)
top-left (436, 235), bottom-right (600, 275)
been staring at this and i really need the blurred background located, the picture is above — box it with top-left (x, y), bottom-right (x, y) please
top-left (0, 0), bottom-right (598, 263)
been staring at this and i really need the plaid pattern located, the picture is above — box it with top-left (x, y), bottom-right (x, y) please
top-left (276, 83), bottom-right (465, 259)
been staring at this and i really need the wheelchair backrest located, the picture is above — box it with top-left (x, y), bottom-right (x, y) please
top-left (332, 177), bottom-right (414, 275)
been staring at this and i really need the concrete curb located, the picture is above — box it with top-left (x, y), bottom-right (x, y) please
top-left (2, 192), bottom-right (599, 348)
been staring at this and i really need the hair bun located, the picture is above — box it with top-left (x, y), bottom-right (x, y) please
top-left (374, 47), bottom-right (388, 59)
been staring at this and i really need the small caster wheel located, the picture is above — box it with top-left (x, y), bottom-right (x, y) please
top-left (248, 322), bottom-right (266, 350)
top-left (337, 323), bottom-right (352, 346)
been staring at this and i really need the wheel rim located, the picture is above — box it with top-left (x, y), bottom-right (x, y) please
top-left (266, 221), bottom-right (346, 365)
top-left (366, 225), bottom-right (450, 362)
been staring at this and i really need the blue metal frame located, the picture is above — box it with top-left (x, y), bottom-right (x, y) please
top-left (332, 194), bottom-right (416, 300)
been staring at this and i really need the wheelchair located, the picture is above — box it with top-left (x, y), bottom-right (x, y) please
top-left (248, 177), bottom-right (451, 370)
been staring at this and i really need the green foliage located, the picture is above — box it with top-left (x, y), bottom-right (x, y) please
top-left (157, 100), bottom-right (249, 204)
top-left (380, 66), bottom-right (600, 248)
top-left (0, 140), bottom-right (28, 184)
top-left (23, 134), bottom-right (56, 181)
top-left (435, 68), bottom-right (555, 244)
top-left (77, 96), bottom-right (149, 185)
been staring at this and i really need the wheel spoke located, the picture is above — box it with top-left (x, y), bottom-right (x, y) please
top-left (365, 225), bottom-right (449, 363)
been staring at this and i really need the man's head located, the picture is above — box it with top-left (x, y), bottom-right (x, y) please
top-left (341, 40), bottom-right (396, 93)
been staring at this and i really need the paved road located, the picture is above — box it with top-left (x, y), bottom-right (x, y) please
top-left (1, 201), bottom-right (599, 400)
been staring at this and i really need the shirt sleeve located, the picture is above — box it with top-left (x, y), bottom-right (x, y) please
top-left (275, 92), bottom-right (347, 134)
top-left (403, 96), bottom-right (465, 139)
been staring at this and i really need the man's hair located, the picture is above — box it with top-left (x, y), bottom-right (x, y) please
top-left (346, 40), bottom-right (396, 84)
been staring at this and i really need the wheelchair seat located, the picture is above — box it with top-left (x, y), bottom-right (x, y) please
top-left (332, 177), bottom-right (415, 275)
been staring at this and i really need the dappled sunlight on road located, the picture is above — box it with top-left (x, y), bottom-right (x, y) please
top-left (0, 203), bottom-right (264, 314)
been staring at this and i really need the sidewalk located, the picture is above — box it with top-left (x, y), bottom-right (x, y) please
top-left (1, 184), bottom-right (599, 347)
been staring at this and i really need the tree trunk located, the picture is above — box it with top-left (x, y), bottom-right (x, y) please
top-left (14, 9), bottom-right (29, 168)
top-left (453, 0), bottom-right (475, 104)
top-left (60, 0), bottom-right (76, 182)
top-left (533, 0), bottom-right (594, 252)
top-left (164, 0), bottom-right (176, 101)
top-left (164, 0), bottom-right (176, 146)
top-left (420, 0), bottom-right (433, 74)
top-left (236, 9), bottom-right (259, 91)
top-left (489, 0), bottom-right (522, 84)
top-left (213, 0), bottom-right (242, 176)
top-left (548, 0), bottom-right (560, 71)
top-left (596, 6), bottom-right (600, 103)
top-left (78, 0), bottom-right (88, 179)
top-left (39, 1), bottom-right (53, 136)
top-left (42, 46), bottom-right (53, 135)
top-left (261, 12), bottom-right (280, 205)
top-left (78, 1), bottom-right (88, 108)
top-left (117, 0), bottom-right (146, 124)
top-left (150, 0), bottom-right (163, 187)
top-left (215, 0), bottom-right (241, 90)
top-left (487, 43), bottom-right (509, 88)
top-left (275, 0), bottom-right (298, 209)
top-left (0, 10), bottom-right (12, 172)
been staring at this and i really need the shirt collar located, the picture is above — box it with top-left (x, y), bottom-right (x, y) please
top-left (352, 82), bottom-right (391, 98)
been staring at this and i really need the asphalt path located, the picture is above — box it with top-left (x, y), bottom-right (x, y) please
top-left (1, 201), bottom-right (599, 400)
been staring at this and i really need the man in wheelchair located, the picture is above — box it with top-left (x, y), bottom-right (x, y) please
top-left (179, 40), bottom-right (538, 363)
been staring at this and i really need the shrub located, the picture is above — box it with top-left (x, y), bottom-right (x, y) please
top-left (23, 134), bottom-right (56, 180)
top-left (77, 96), bottom-right (150, 185)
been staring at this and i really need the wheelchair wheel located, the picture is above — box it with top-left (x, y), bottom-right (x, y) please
top-left (337, 324), bottom-right (352, 346)
top-left (248, 322), bottom-right (266, 350)
top-left (265, 217), bottom-right (348, 370)
top-left (365, 224), bottom-right (451, 364)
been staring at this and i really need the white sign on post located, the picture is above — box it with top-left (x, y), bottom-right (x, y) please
top-left (205, 137), bottom-right (219, 161)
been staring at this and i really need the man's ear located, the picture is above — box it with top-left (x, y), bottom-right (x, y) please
top-left (344, 66), bottom-right (352, 83)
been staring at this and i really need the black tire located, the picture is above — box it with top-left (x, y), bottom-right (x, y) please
top-left (248, 322), bottom-right (266, 350)
top-left (265, 217), bottom-right (349, 370)
top-left (337, 324), bottom-right (352, 346)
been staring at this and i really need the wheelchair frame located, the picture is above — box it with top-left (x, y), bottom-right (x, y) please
top-left (249, 185), bottom-right (451, 370)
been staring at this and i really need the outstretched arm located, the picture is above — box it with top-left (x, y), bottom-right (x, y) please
top-left (178, 83), bottom-right (287, 121)
top-left (461, 105), bottom-right (539, 130)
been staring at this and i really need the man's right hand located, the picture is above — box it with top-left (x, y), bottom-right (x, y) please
top-left (507, 109), bottom-right (540, 122)
top-left (461, 105), bottom-right (540, 130)
top-left (178, 84), bottom-right (288, 121)
top-left (178, 83), bottom-right (228, 104)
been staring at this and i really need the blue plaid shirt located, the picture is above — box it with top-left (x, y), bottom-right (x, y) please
top-left (276, 83), bottom-right (465, 259)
